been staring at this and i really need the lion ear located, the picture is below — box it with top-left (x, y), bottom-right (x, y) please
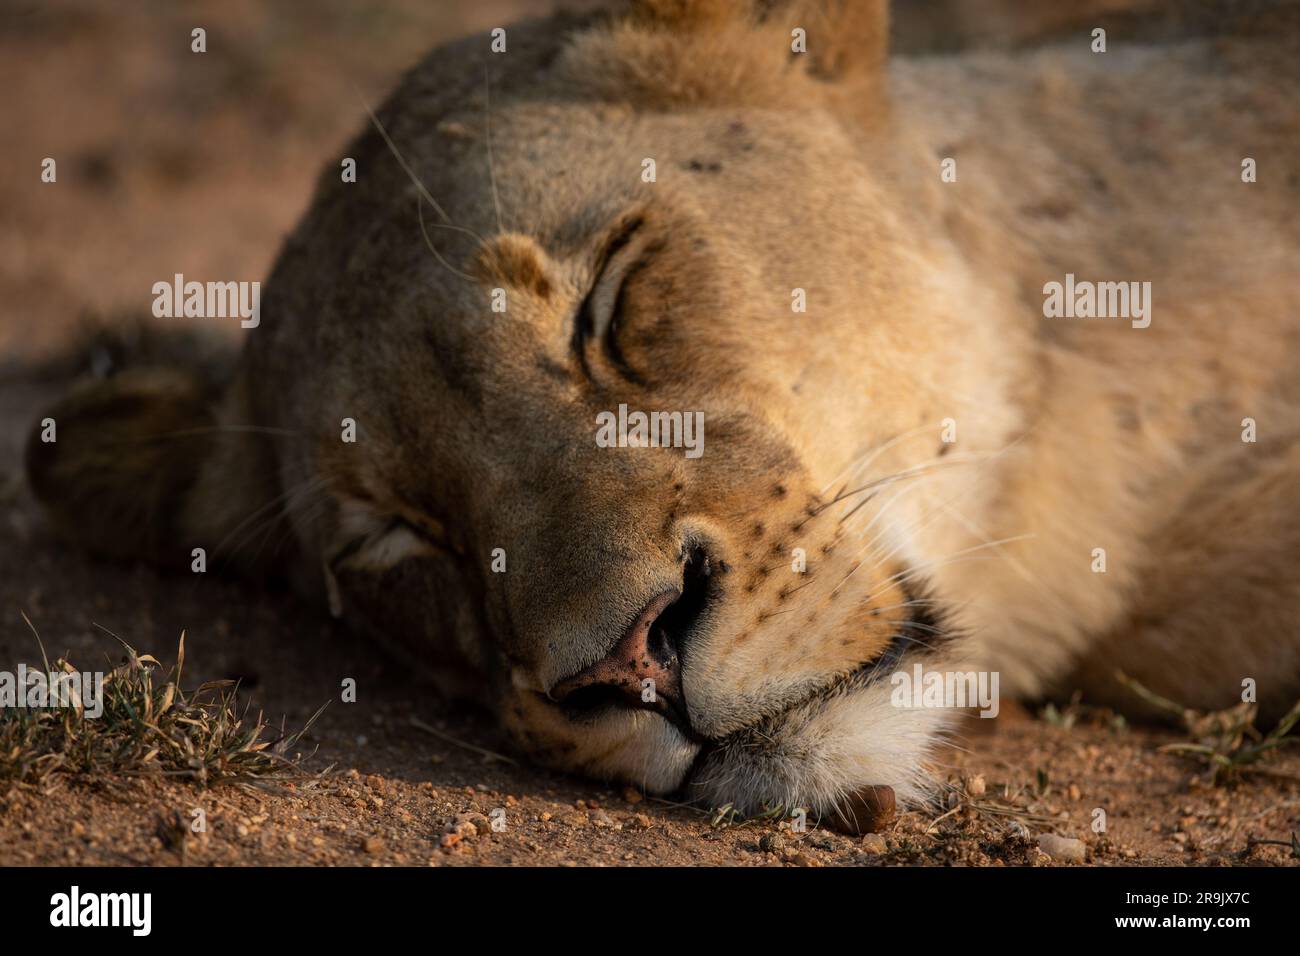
top-left (25, 365), bottom-right (279, 572)
top-left (628, 0), bottom-right (890, 79)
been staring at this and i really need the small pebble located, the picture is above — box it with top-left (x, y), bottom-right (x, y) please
top-left (860, 833), bottom-right (888, 854)
top-left (758, 833), bottom-right (785, 854)
top-left (783, 849), bottom-right (821, 867)
top-left (1037, 833), bottom-right (1086, 863)
top-left (825, 785), bottom-right (896, 835)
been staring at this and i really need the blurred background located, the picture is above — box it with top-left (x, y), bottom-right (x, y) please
top-left (0, 0), bottom-right (572, 363)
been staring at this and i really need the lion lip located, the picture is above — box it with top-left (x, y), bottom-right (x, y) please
top-left (692, 627), bottom-right (913, 745)
top-left (546, 670), bottom-right (700, 742)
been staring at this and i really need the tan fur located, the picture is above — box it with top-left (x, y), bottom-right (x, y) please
top-left (26, 1), bottom-right (1300, 818)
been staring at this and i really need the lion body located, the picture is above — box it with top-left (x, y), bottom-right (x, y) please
top-left (883, 37), bottom-right (1300, 713)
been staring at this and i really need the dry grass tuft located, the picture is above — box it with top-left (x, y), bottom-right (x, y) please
top-left (1, 620), bottom-right (323, 791)
top-left (1116, 671), bottom-right (1299, 785)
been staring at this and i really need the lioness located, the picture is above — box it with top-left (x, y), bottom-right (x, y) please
top-left (26, 0), bottom-right (1300, 823)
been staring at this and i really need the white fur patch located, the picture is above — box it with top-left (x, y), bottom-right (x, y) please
top-left (684, 673), bottom-right (950, 816)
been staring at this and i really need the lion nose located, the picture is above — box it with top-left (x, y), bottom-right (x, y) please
top-left (550, 588), bottom-right (686, 717)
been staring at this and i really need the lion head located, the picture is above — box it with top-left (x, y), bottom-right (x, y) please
top-left (28, 0), bottom-right (1033, 825)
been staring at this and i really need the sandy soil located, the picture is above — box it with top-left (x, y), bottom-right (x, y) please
top-left (1, 0), bottom-right (1297, 867)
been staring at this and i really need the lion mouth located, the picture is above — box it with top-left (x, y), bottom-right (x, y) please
top-left (550, 561), bottom-right (941, 755)
top-left (677, 619), bottom-right (929, 809)
top-left (701, 624), bottom-right (917, 746)
top-left (553, 603), bottom-right (932, 750)
top-left (553, 657), bottom-right (701, 741)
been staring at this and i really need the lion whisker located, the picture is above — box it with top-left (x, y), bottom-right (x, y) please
top-left (821, 420), bottom-right (940, 497)
top-left (355, 86), bottom-right (487, 284)
top-left (417, 198), bottom-right (479, 284)
top-left (216, 473), bottom-right (334, 561)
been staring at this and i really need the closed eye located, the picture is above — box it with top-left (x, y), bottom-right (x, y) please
top-left (362, 519), bottom-right (438, 568)
top-left (389, 514), bottom-right (459, 556)
top-left (329, 504), bottom-right (456, 575)
top-left (573, 214), bottom-right (653, 383)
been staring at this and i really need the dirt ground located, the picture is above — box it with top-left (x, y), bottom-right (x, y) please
top-left (2, 0), bottom-right (1297, 867)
